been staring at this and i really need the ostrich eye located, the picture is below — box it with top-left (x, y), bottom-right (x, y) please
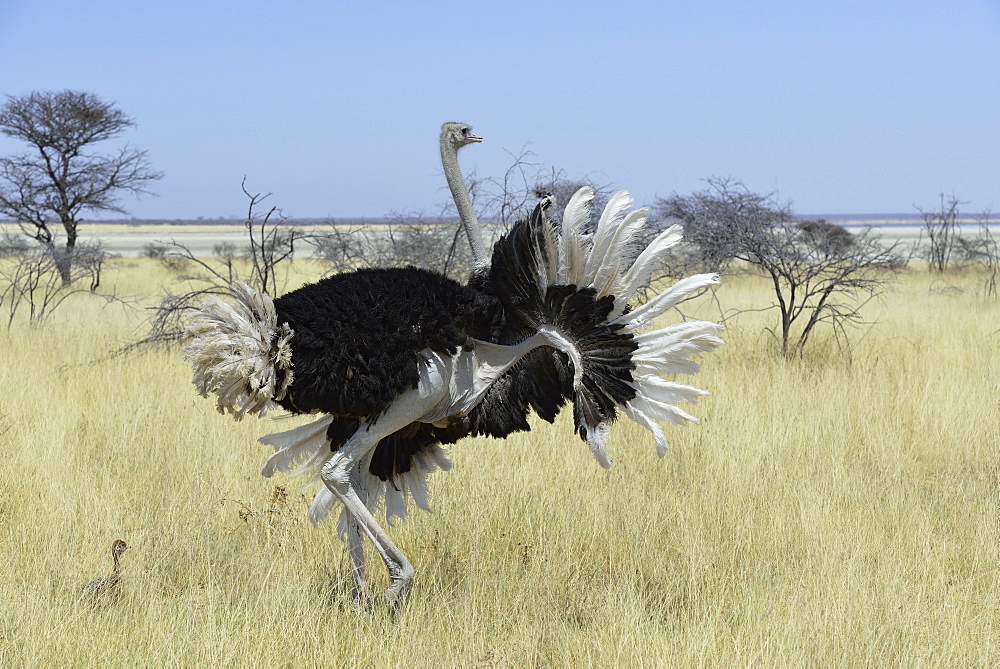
top-left (461, 128), bottom-right (469, 136)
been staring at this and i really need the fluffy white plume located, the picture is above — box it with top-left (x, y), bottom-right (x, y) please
top-left (623, 319), bottom-right (724, 452)
top-left (622, 403), bottom-right (669, 456)
top-left (260, 415), bottom-right (334, 478)
top-left (585, 421), bottom-right (613, 469)
top-left (614, 224), bottom-right (684, 313)
top-left (592, 207), bottom-right (649, 299)
top-left (530, 194), bottom-right (561, 295)
top-left (183, 282), bottom-right (294, 419)
top-left (631, 321), bottom-right (726, 376)
top-left (310, 488), bottom-right (338, 527)
top-left (584, 189), bottom-right (633, 287)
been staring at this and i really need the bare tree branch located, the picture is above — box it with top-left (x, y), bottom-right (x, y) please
top-left (955, 208), bottom-right (999, 296)
top-left (118, 182), bottom-right (307, 354)
top-left (917, 193), bottom-right (964, 273)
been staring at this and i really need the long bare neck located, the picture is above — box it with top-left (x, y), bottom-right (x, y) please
top-left (440, 137), bottom-right (488, 271)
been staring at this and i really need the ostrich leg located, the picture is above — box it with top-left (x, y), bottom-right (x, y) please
top-left (346, 463), bottom-right (372, 611)
top-left (319, 384), bottom-right (446, 609)
top-left (322, 450), bottom-right (415, 609)
top-left (322, 332), bottom-right (587, 609)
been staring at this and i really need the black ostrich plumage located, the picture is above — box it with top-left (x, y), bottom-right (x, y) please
top-left (269, 203), bottom-right (638, 481)
top-left (272, 266), bottom-right (495, 418)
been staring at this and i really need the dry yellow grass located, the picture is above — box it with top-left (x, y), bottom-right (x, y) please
top-left (0, 259), bottom-right (996, 665)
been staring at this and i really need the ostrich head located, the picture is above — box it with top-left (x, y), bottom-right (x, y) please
top-left (111, 539), bottom-right (130, 558)
top-left (440, 122), bottom-right (482, 151)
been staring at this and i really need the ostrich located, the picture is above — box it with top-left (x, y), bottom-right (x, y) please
top-left (79, 539), bottom-right (130, 606)
top-left (184, 123), bottom-right (724, 608)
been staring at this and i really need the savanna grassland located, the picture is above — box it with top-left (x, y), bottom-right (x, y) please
top-left (0, 258), bottom-right (996, 666)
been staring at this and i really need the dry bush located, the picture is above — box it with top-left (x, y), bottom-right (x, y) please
top-left (0, 238), bottom-right (114, 327)
top-left (310, 213), bottom-right (477, 279)
top-left (657, 178), bottom-right (902, 355)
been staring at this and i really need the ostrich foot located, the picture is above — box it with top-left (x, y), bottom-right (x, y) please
top-left (385, 569), bottom-right (415, 611)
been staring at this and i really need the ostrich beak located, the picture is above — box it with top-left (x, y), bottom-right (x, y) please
top-left (467, 133), bottom-right (483, 143)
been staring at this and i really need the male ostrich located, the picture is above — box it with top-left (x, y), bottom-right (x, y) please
top-left (184, 123), bottom-right (724, 608)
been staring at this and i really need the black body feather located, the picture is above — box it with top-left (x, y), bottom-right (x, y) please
top-left (272, 266), bottom-right (494, 418)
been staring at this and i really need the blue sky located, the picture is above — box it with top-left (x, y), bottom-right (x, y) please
top-left (1, 0), bottom-right (997, 219)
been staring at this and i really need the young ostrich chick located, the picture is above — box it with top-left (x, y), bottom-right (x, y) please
top-left (79, 539), bottom-right (130, 606)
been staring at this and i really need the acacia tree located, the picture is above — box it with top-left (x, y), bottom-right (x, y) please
top-left (656, 177), bottom-right (900, 356)
top-left (0, 90), bottom-right (162, 283)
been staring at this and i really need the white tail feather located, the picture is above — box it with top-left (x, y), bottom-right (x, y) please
top-left (585, 421), bottom-right (613, 469)
top-left (183, 282), bottom-right (294, 419)
top-left (593, 207), bottom-right (649, 300)
top-left (534, 195), bottom-right (561, 293)
top-left (612, 273), bottom-right (720, 329)
top-left (623, 404), bottom-right (670, 456)
top-left (628, 393), bottom-right (699, 426)
top-left (631, 322), bottom-right (726, 376)
top-left (614, 224), bottom-right (684, 312)
top-left (559, 187), bottom-right (594, 285)
top-left (634, 374), bottom-right (709, 405)
top-left (584, 189), bottom-right (633, 285)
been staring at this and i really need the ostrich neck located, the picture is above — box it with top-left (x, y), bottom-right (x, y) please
top-left (440, 140), bottom-right (488, 270)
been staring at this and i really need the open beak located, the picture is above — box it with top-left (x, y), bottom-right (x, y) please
top-left (467, 133), bottom-right (483, 143)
